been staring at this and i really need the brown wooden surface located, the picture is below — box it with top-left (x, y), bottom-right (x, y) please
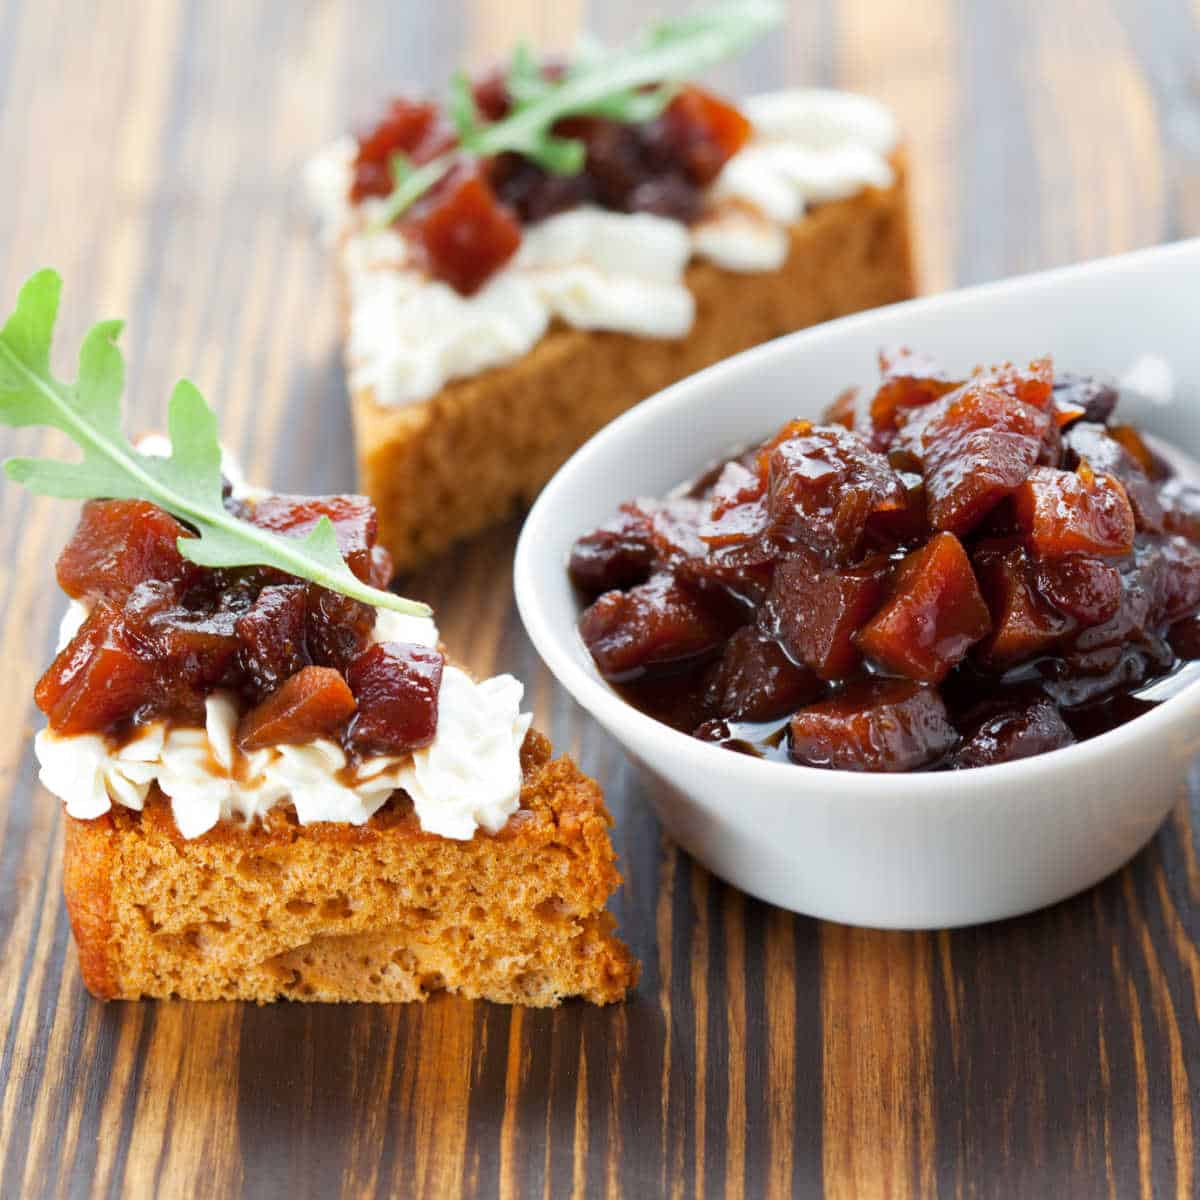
top-left (2, 1), bottom-right (1200, 1196)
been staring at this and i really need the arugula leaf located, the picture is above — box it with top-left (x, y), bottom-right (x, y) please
top-left (447, 70), bottom-right (484, 148)
top-left (0, 270), bottom-right (432, 617)
top-left (376, 151), bottom-right (461, 222)
top-left (373, 1), bottom-right (782, 226)
top-left (389, 151), bottom-right (417, 187)
top-left (520, 129), bottom-right (587, 176)
top-left (506, 43), bottom-right (554, 107)
top-left (451, 59), bottom-right (585, 174)
top-left (575, 84), bottom-right (676, 125)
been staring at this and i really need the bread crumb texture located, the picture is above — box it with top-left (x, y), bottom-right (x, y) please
top-left (62, 731), bottom-right (638, 1006)
top-left (355, 156), bottom-right (916, 568)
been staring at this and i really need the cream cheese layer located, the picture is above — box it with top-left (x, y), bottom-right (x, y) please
top-left (36, 452), bottom-right (533, 841)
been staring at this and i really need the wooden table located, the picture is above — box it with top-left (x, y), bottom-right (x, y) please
top-left (2, 1), bottom-right (1199, 1196)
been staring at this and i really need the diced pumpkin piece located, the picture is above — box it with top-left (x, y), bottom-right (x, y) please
top-left (234, 584), bottom-right (311, 701)
top-left (126, 589), bottom-right (243, 691)
top-left (578, 574), bottom-right (726, 682)
top-left (241, 493), bottom-right (379, 581)
top-left (676, 537), bottom-right (777, 609)
top-left (35, 604), bottom-right (159, 734)
top-left (1034, 556), bottom-right (1122, 627)
top-left (699, 462), bottom-right (768, 547)
top-left (759, 554), bottom-right (891, 680)
top-left (856, 532), bottom-right (991, 683)
top-left (822, 387), bottom-right (861, 431)
top-left (705, 627), bottom-right (822, 722)
top-left (79, 581), bottom-right (242, 726)
top-left (869, 347), bottom-right (962, 443)
top-left (1012, 465), bottom-right (1135, 557)
top-left (658, 86), bottom-right (752, 184)
top-left (1063, 423), bottom-right (1163, 533)
top-left (304, 589), bottom-right (377, 673)
top-left (754, 418), bottom-right (813, 474)
top-left (641, 497), bottom-right (709, 565)
top-left (788, 679), bottom-right (957, 772)
top-left (352, 98), bottom-right (452, 202)
top-left (764, 424), bottom-right (905, 562)
top-left (345, 642), bottom-right (444, 755)
top-left (952, 700), bottom-right (1075, 769)
top-left (973, 543), bottom-right (1072, 668)
top-left (864, 470), bottom-right (929, 549)
top-left (405, 162), bottom-right (521, 295)
top-left (56, 499), bottom-right (196, 602)
top-left (906, 377), bottom-right (1052, 535)
top-left (568, 506), bottom-right (655, 595)
top-left (238, 666), bottom-right (357, 750)
top-left (974, 357), bottom-right (1055, 409)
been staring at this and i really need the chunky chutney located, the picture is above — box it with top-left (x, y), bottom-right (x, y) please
top-left (37, 491), bottom-right (442, 756)
top-left (570, 353), bottom-right (1200, 772)
top-left (351, 81), bottom-right (750, 295)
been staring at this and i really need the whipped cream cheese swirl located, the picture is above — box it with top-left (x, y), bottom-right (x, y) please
top-left (35, 449), bottom-right (533, 841)
top-left (306, 89), bottom-right (899, 407)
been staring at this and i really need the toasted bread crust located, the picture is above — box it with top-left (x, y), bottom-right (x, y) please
top-left (353, 154), bottom-right (916, 568)
top-left (63, 814), bottom-right (118, 999)
top-left (61, 730), bottom-right (638, 1006)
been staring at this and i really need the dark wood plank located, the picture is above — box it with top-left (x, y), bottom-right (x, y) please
top-left (1, 1), bottom-right (1199, 1197)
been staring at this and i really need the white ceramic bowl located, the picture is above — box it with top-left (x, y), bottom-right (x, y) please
top-left (515, 239), bottom-right (1200, 928)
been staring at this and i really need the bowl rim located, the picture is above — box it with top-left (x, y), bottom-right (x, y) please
top-left (514, 238), bottom-right (1200, 798)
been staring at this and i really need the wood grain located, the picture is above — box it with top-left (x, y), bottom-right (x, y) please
top-left (2, 1), bottom-right (1200, 1196)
